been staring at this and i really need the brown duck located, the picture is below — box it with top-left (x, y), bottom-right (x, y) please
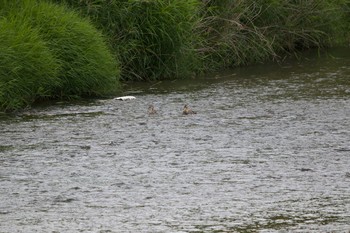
top-left (148, 104), bottom-right (157, 115)
top-left (182, 104), bottom-right (196, 115)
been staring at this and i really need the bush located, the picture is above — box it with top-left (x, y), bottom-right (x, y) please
top-left (0, 17), bottom-right (60, 111)
top-left (0, 0), bottom-right (120, 111)
top-left (23, 0), bottom-right (120, 96)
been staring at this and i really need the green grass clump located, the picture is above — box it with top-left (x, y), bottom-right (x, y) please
top-left (55, 0), bottom-right (201, 81)
top-left (20, 0), bottom-right (120, 97)
top-left (0, 18), bottom-right (60, 111)
top-left (0, 0), bottom-right (120, 111)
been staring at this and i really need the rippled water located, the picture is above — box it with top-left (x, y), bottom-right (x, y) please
top-left (1, 48), bottom-right (350, 232)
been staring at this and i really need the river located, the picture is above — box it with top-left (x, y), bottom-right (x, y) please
top-left (1, 48), bottom-right (349, 232)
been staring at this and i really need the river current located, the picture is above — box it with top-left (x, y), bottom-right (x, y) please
top-left (1, 48), bottom-right (350, 232)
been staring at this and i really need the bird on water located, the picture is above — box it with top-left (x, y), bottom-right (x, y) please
top-left (148, 104), bottom-right (157, 115)
top-left (182, 104), bottom-right (196, 115)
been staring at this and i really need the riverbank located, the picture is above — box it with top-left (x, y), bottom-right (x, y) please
top-left (1, 0), bottom-right (349, 111)
top-left (58, 0), bottom-right (350, 77)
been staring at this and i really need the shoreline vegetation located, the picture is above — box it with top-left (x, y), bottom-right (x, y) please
top-left (1, 0), bottom-right (349, 112)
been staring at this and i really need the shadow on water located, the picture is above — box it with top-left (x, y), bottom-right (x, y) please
top-left (122, 47), bottom-right (350, 98)
top-left (0, 48), bottom-right (350, 232)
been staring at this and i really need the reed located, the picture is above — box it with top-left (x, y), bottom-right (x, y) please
top-left (197, 0), bottom-right (350, 71)
top-left (55, 0), bottom-right (201, 81)
top-left (196, 1), bottom-right (274, 70)
top-left (54, 0), bottom-right (349, 79)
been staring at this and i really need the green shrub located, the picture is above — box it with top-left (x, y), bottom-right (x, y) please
top-left (0, 17), bottom-right (61, 111)
top-left (55, 0), bottom-right (200, 81)
top-left (26, 0), bottom-right (120, 96)
top-left (0, 0), bottom-right (120, 112)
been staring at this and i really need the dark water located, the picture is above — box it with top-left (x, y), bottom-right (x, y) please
top-left (1, 48), bottom-right (350, 232)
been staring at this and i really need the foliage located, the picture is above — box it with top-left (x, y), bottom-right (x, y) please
top-left (1, 0), bottom-right (349, 111)
top-left (0, 17), bottom-right (60, 111)
top-left (0, 0), bottom-right (120, 111)
top-left (47, 0), bottom-right (350, 79)
top-left (197, 0), bottom-right (350, 71)
top-left (54, 0), bottom-right (201, 81)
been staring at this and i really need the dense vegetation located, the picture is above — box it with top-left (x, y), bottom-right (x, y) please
top-left (0, 0), bottom-right (349, 111)
top-left (53, 0), bottom-right (201, 81)
top-left (0, 0), bottom-right (119, 111)
top-left (0, 17), bottom-right (61, 111)
top-left (57, 0), bottom-right (349, 75)
top-left (198, 0), bottom-right (350, 69)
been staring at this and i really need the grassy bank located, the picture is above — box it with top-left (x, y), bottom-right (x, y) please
top-left (0, 0), bottom-right (120, 111)
top-left (1, 0), bottom-right (349, 111)
top-left (57, 0), bottom-right (349, 78)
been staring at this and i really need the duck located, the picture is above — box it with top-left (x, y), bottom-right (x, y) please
top-left (148, 104), bottom-right (157, 115)
top-left (182, 104), bottom-right (196, 115)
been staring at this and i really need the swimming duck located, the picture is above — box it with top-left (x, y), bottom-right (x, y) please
top-left (148, 104), bottom-right (157, 115)
top-left (183, 104), bottom-right (196, 115)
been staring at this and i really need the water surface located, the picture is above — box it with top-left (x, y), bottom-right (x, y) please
top-left (1, 48), bottom-right (350, 232)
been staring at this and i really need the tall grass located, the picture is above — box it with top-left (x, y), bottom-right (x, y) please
top-left (54, 0), bottom-right (349, 78)
top-left (20, 0), bottom-right (120, 96)
top-left (55, 0), bottom-right (201, 81)
top-left (252, 0), bottom-right (347, 51)
top-left (196, 1), bottom-right (275, 70)
top-left (1, 0), bottom-right (348, 111)
top-left (0, 0), bottom-right (120, 111)
top-left (0, 17), bottom-right (61, 111)
top-left (197, 0), bottom-right (350, 71)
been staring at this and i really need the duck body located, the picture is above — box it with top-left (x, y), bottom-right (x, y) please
top-left (182, 104), bottom-right (196, 115)
top-left (148, 104), bottom-right (157, 115)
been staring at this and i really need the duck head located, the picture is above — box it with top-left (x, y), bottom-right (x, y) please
top-left (183, 104), bottom-right (196, 115)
